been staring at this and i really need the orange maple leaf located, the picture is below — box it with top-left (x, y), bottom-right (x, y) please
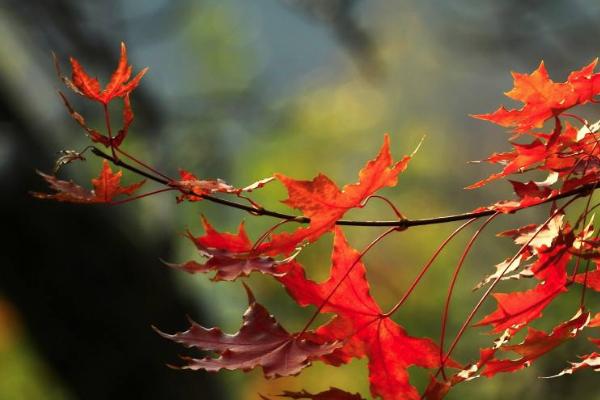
top-left (280, 228), bottom-right (443, 400)
top-left (68, 42), bottom-right (148, 105)
top-left (473, 59), bottom-right (600, 132)
top-left (33, 160), bottom-right (145, 203)
top-left (258, 134), bottom-right (413, 256)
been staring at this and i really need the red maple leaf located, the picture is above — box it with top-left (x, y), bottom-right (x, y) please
top-left (173, 170), bottom-right (273, 203)
top-left (509, 179), bottom-right (553, 200)
top-left (279, 228), bottom-right (381, 320)
top-left (467, 139), bottom-right (549, 189)
top-left (272, 387), bottom-right (366, 400)
top-left (467, 121), bottom-right (597, 191)
top-left (279, 227), bottom-right (442, 400)
top-left (473, 59), bottom-right (600, 132)
top-left (474, 214), bottom-right (567, 290)
top-left (259, 134), bottom-right (414, 256)
top-left (573, 262), bottom-right (600, 292)
top-left (423, 343), bottom-right (504, 399)
top-left (33, 159), bottom-right (145, 203)
top-left (482, 309), bottom-right (589, 377)
top-left (67, 42), bottom-right (148, 105)
top-left (165, 216), bottom-right (295, 281)
top-left (111, 93), bottom-right (134, 147)
top-left (541, 329), bottom-right (600, 378)
top-left (496, 224), bottom-right (540, 239)
top-left (425, 310), bottom-right (589, 399)
top-left (590, 313), bottom-right (600, 328)
top-left (56, 42), bottom-right (142, 148)
top-left (154, 285), bottom-right (339, 378)
top-left (545, 352), bottom-right (600, 378)
top-left (475, 243), bottom-right (571, 333)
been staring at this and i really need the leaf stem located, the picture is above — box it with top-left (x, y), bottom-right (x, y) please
top-left (438, 213), bottom-right (499, 377)
top-left (116, 147), bottom-right (173, 182)
top-left (382, 218), bottom-right (477, 317)
top-left (109, 187), bottom-right (177, 206)
top-left (102, 104), bottom-right (117, 161)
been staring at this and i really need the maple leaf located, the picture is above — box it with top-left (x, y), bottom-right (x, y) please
top-left (165, 216), bottom-right (296, 281)
top-left (475, 243), bottom-right (571, 333)
top-left (467, 119), bottom-right (594, 191)
top-left (467, 139), bottom-right (549, 189)
top-left (544, 353), bottom-right (600, 378)
top-left (279, 227), bottom-right (443, 400)
top-left (426, 311), bottom-right (589, 398)
top-left (423, 333), bottom-right (511, 399)
top-left (365, 318), bottom-right (441, 400)
top-left (496, 224), bottom-right (539, 239)
top-left (154, 285), bottom-right (339, 378)
top-left (573, 262), bottom-right (600, 292)
top-left (270, 388), bottom-right (365, 400)
top-left (312, 315), bottom-right (367, 366)
top-left (195, 215), bottom-right (253, 252)
top-left (32, 159), bottom-right (145, 203)
top-left (542, 328), bottom-right (600, 378)
top-left (259, 134), bottom-right (414, 256)
top-left (475, 172), bottom-right (592, 213)
top-left (112, 94), bottom-right (134, 147)
top-left (475, 191), bottom-right (554, 214)
top-left (481, 310), bottom-right (589, 377)
top-left (67, 42), bottom-right (148, 105)
top-left (590, 313), bottom-right (600, 328)
top-left (473, 59), bottom-right (600, 132)
top-left (509, 179), bottom-right (553, 201)
top-left (278, 228), bottom-right (381, 320)
top-left (475, 214), bottom-right (568, 290)
top-left (422, 377), bottom-right (452, 400)
top-left (173, 169), bottom-right (273, 203)
top-left (473, 254), bottom-right (527, 291)
top-left (513, 212), bottom-right (565, 250)
top-left (52, 149), bottom-right (87, 174)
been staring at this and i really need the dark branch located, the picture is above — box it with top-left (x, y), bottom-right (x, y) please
top-left (91, 147), bottom-right (595, 229)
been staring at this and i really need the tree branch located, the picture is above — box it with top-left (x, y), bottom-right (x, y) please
top-left (91, 147), bottom-right (596, 229)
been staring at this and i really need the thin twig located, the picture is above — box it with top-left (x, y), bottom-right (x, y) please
top-left (438, 213), bottom-right (499, 378)
top-left (382, 218), bottom-right (477, 317)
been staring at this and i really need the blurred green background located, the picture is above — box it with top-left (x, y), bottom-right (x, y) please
top-left (2, 0), bottom-right (600, 399)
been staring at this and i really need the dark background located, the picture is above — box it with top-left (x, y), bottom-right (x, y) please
top-left (2, 1), bottom-right (600, 399)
